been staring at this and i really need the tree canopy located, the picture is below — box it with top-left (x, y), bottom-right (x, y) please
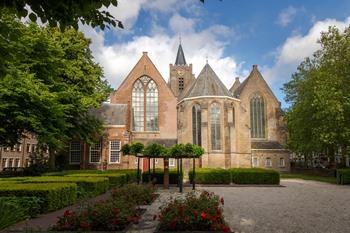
top-left (0, 14), bottom-right (111, 149)
top-left (283, 25), bottom-right (350, 162)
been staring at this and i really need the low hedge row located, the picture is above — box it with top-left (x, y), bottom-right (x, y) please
top-left (0, 183), bottom-right (77, 212)
top-left (189, 168), bottom-right (231, 184)
top-left (142, 169), bottom-right (181, 184)
top-left (67, 173), bottom-right (127, 187)
top-left (188, 168), bottom-right (280, 185)
top-left (336, 169), bottom-right (350, 185)
top-left (230, 168), bottom-right (280, 185)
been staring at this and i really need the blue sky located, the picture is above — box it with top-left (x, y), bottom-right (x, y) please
top-left (80, 0), bottom-right (350, 108)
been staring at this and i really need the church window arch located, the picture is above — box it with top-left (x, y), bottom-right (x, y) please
top-left (250, 93), bottom-right (266, 138)
top-left (132, 76), bottom-right (158, 131)
top-left (210, 103), bottom-right (221, 150)
top-left (192, 104), bottom-right (201, 146)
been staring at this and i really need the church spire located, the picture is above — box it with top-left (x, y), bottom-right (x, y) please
top-left (175, 42), bottom-right (187, 65)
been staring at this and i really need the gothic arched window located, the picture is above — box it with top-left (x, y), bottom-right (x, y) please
top-left (250, 93), bottom-right (266, 138)
top-left (192, 104), bottom-right (201, 146)
top-left (210, 103), bottom-right (221, 150)
top-left (132, 76), bottom-right (158, 131)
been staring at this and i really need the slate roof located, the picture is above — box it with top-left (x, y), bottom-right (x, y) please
top-left (175, 44), bottom-right (187, 65)
top-left (251, 141), bottom-right (284, 150)
top-left (181, 63), bottom-right (232, 99)
top-left (90, 103), bottom-right (127, 125)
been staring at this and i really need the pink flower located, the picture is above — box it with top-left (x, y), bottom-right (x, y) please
top-left (63, 210), bottom-right (73, 217)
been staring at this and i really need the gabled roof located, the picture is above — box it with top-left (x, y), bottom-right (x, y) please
top-left (175, 44), bottom-right (187, 65)
top-left (229, 77), bottom-right (241, 94)
top-left (251, 141), bottom-right (284, 150)
top-left (90, 103), bottom-right (127, 125)
top-left (182, 63), bottom-right (232, 99)
top-left (233, 65), bottom-right (278, 101)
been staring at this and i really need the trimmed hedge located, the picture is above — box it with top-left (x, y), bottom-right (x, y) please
top-left (0, 183), bottom-right (77, 212)
top-left (142, 169), bottom-right (181, 184)
top-left (189, 168), bottom-right (231, 184)
top-left (67, 173), bottom-right (127, 187)
top-left (230, 168), bottom-right (280, 184)
top-left (336, 169), bottom-right (350, 185)
top-left (20, 176), bottom-right (109, 197)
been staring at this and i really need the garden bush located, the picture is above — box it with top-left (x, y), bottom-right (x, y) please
top-left (111, 184), bottom-right (156, 205)
top-left (67, 173), bottom-right (127, 187)
top-left (20, 176), bottom-right (109, 197)
top-left (189, 168), bottom-right (231, 184)
top-left (0, 183), bottom-right (77, 212)
top-left (0, 197), bottom-right (42, 230)
top-left (142, 169), bottom-right (181, 184)
top-left (230, 168), bottom-right (280, 184)
top-left (336, 169), bottom-right (350, 185)
top-left (157, 191), bottom-right (231, 232)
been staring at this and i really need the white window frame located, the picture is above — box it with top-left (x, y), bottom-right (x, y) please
top-left (265, 157), bottom-right (272, 167)
top-left (8, 158), bottom-right (14, 167)
top-left (69, 142), bottom-right (81, 164)
top-left (109, 140), bottom-right (121, 164)
top-left (2, 158), bottom-right (8, 168)
top-left (169, 158), bottom-right (175, 167)
top-left (15, 158), bottom-right (20, 167)
top-left (279, 158), bottom-right (285, 167)
top-left (252, 157), bottom-right (258, 167)
top-left (89, 142), bottom-right (101, 163)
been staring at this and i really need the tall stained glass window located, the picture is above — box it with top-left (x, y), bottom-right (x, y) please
top-left (132, 76), bottom-right (158, 131)
top-left (250, 93), bottom-right (266, 138)
top-left (192, 104), bottom-right (201, 146)
top-left (210, 103), bottom-right (221, 150)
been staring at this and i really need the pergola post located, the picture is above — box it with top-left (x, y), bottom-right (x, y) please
top-left (153, 158), bottom-right (156, 174)
top-left (179, 158), bottom-right (183, 193)
top-left (137, 157), bottom-right (140, 184)
top-left (148, 158), bottom-right (151, 183)
top-left (192, 158), bottom-right (196, 190)
top-left (177, 158), bottom-right (180, 187)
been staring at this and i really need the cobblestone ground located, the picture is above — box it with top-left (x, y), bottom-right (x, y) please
top-left (202, 179), bottom-right (350, 233)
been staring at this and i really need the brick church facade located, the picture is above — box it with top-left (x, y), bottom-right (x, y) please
top-left (66, 43), bottom-right (290, 172)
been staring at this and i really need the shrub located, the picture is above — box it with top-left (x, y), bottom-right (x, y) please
top-left (189, 168), bottom-right (231, 184)
top-left (230, 168), bottom-right (280, 185)
top-left (142, 169), bottom-right (181, 184)
top-left (111, 184), bottom-right (156, 205)
top-left (19, 176), bottom-right (109, 197)
top-left (336, 169), bottom-right (350, 185)
top-left (157, 191), bottom-right (231, 232)
top-left (67, 173), bottom-right (127, 188)
top-left (0, 183), bottom-right (77, 212)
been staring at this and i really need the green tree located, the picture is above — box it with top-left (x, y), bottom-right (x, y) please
top-left (283, 25), bottom-right (350, 166)
top-left (0, 14), bottom-right (111, 167)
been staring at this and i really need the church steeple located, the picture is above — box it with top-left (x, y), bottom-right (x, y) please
top-left (169, 40), bottom-right (195, 99)
top-left (175, 43), bottom-right (187, 65)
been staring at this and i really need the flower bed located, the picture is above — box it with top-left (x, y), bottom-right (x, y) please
top-left (157, 191), bottom-right (231, 232)
top-left (52, 184), bottom-right (157, 231)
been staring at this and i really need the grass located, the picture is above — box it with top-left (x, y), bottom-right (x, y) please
top-left (280, 173), bottom-right (337, 184)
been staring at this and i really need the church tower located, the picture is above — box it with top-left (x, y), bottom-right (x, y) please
top-left (169, 41), bottom-right (195, 98)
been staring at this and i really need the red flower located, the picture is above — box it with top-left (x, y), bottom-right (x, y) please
top-left (222, 225), bottom-right (231, 232)
top-left (63, 210), bottom-right (74, 217)
top-left (80, 221), bottom-right (89, 231)
top-left (220, 197), bottom-right (224, 205)
top-left (201, 212), bottom-right (208, 220)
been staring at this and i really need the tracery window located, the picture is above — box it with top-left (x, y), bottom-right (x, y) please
top-left (250, 93), bottom-right (266, 138)
top-left (192, 104), bottom-right (201, 146)
top-left (210, 103), bottom-right (221, 150)
top-left (132, 76), bottom-right (158, 131)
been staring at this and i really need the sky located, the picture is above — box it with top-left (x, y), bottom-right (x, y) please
top-left (78, 0), bottom-right (350, 108)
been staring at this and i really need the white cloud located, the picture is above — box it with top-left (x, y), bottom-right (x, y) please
top-left (276, 6), bottom-right (299, 27)
top-left (80, 13), bottom-right (246, 90)
top-left (263, 17), bottom-right (350, 85)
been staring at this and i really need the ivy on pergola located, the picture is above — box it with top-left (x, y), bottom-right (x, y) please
top-left (121, 143), bottom-right (204, 192)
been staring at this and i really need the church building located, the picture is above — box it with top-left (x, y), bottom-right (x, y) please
top-left (69, 43), bottom-right (290, 172)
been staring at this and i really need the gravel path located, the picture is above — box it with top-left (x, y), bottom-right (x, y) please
top-left (202, 179), bottom-right (350, 233)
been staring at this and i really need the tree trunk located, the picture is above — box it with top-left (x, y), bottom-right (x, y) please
top-left (48, 148), bottom-right (55, 171)
top-left (163, 158), bottom-right (169, 189)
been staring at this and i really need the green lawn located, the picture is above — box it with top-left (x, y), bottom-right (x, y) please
top-left (280, 173), bottom-right (337, 184)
